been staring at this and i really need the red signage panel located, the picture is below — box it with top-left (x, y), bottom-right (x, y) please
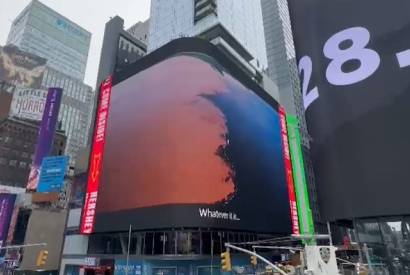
top-left (279, 106), bottom-right (300, 235)
top-left (80, 76), bottom-right (112, 234)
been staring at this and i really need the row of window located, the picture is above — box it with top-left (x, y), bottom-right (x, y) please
top-left (43, 69), bottom-right (91, 103)
top-left (0, 158), bottom-right (29, 169)
top-left (87, 230), bottom-right (263, 256)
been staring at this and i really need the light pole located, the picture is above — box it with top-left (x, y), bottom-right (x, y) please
top-left (0, 243), bottom-right (47, 251)
top-left (224, 243), bottom-right (288, 275)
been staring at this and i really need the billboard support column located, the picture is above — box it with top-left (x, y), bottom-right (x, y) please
top-left (80, 76), bottom-right (113, 234)
top-left (286, 115), bottom-right (315, 242)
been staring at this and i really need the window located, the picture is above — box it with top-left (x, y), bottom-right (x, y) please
top-left (153, 232), bottom-right (164, 255)
top-left (19, 161), bottom-right (27, 169)
top-left (0, 157), bottom-right (7, 165)
top-left (176, 232), bottom-right (190, 254)
top-left (164, 231), bottom-right (176, 254)
top-left (201, 231), bottom-right (211, 254)
top-left (144, 232), bottom-right (154, 255)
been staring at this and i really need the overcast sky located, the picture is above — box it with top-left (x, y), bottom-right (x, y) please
top-left (0, 0), bottom-right (151, 88)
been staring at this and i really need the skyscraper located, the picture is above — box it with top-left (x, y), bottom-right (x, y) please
top-left (6, 0), bottom-right (91, 81)
top-left (261, 0), bottom-right (321, 227)
top-left (148, 0), bottom-right (267, 79)
top-left (6, 0), bottom-right (95, 167)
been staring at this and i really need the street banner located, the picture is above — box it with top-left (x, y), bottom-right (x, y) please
top-left (0, 45), bottom-right (46, 89)
top-left (27, 88), bottom-right (63, 191)
top-left (10, 87), bottom-right (47, 121)
top-left (288, 0), bottom-right (410, 220)
top-left (80, 76), bottom-right (112, 234)
top-left (37, 156), bottom-right (69, 193)
top-left (286, 115), bottom-right (315, 238)
top-left (0, 194), bottom-right (17, 254)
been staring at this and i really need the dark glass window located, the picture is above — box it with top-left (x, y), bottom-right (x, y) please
top-left (212, 231), bottom-right (222, 255)
top-left (144, 232), bottom-right (154, 255)
top-left (176, 231), bottom-right (190, 254)
top-left (202, 231), bottom-right (211, 254)
top-left (153, 232), bottom-right (164, 255)
top-left (164, 231), bottom-right (176, 255)
top-left (191, 231), bottom-right (201, 254)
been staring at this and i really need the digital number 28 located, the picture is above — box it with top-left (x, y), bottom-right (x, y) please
top-left (299, 26), bottom-right (381, 110)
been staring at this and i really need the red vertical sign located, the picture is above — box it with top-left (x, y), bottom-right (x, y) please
top-left (279, 106), bottom-right (300, 235)
top-left (80, 76), bottom-right (112, 234)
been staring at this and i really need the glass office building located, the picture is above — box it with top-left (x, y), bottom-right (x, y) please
top-left (7, 0), bottom-right (91, 81)
top-left (6, 0), bottom-right (94, 167)
top-left (148, 0), bottom-right (267, 73)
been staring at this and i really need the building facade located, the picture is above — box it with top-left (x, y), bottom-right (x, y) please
top-left (96, 16), bottom-right (147, 89)
top-left (0, 117), bottom-right (66, 190)
top-left (127, 19), bottom-right (150, 46)
top-left (6, 0), bottom-right (91, 81)
top-left (41, 67), bottom-right (94, 167)
top-left (261, 0), bottom-right (321, 228)
top-left (148, 0), bottom-right (267, 79)
top-left (6, 1), bottom-right (95, 167)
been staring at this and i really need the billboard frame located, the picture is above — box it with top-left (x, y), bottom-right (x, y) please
top-left (83, 38), bottom-right (290, 234)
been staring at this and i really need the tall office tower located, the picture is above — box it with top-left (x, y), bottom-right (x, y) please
top-left (6, 0), bottom-right (90, 81)
top-left (261, 0), bottom-right (322, 228)
top-left (6, 0), bottom-right (95, 167)
top-left (148, 0), bottom-right (268, 80)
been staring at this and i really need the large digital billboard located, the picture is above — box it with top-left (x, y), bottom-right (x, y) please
top-left (288, 0), bottom-right (410, 220)
top-left (0, 45), bottom-right (46, 89)
top-left (85, 39), bottom-right (293, 234)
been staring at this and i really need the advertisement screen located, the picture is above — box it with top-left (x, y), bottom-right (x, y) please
top-left (10, 87), bottom-right (47, 121)
top-left (37, 156), bottom-right (69, 193)
top-left (288, 0), bottom-right (410, 220)
top-left (0, 45), bottom-right (46, 89)
top-left (91, 41), bottom-right (292, 233)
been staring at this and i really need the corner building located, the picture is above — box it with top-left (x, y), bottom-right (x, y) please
top-left (61, 39), bottom-right (296, 275)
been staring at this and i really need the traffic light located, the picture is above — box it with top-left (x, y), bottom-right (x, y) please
top-left (221, 250), bottom-right (232, 271)
top-left (250, 255), bottom-right (257, 266)
top-left (36, 250), bottom-right (48, 267)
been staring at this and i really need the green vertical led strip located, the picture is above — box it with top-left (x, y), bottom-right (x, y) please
top-left (286, 115), bottom-right (315, 239)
